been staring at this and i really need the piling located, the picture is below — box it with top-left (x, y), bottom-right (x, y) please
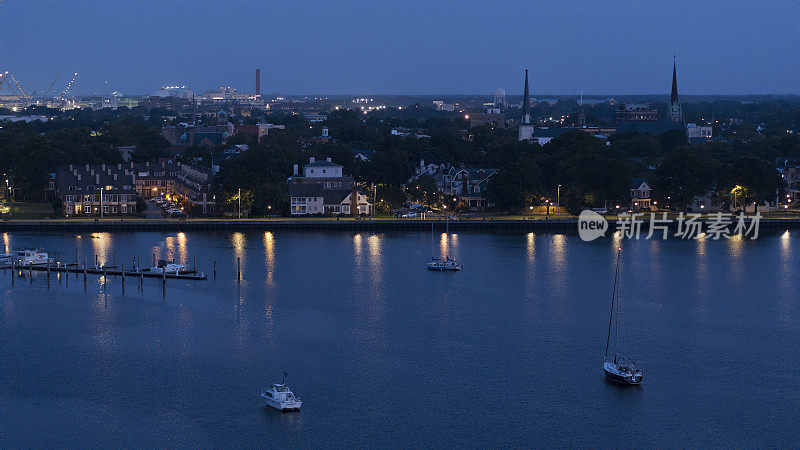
top-left (213, 260), bottom-right (216, 279)
top-left (11, 260), bottom-right (14, 286)
top-left (237, 258), bottom-right (241, 282)
top-left (29, 262), bottom-right (32, 283)
top-left (193, 255), bottom-right (196, 271)
top-left (121, 263), bottom-right (125, 283)
top-left (103, 266), bottom-right (107, 286)
top-left (46, 261), bottom-right (50, 279)
top-left (95, 254), bottom-right (98, 269)
top-left (113, 251), bottom-right (116, 266)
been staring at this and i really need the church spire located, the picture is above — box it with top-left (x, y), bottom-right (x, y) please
top-left (522, 69), bottom-right (531, 124)
top-left (667, 55), bottom-right (683, 123)
top-left (670, 55), bottom-right (679, 105)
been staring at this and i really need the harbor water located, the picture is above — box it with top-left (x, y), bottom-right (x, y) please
top-left (0, 230), bottom-right (796, 446)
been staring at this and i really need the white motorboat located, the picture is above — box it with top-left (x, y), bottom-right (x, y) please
top-left (261, 374), bottom-right (302, 412)
top-left (148, 259), bottom-right (187, 274)
top-left (14, 249), bottom-right (53, 266)
top-left (426, 257), bottom-right (462, 271)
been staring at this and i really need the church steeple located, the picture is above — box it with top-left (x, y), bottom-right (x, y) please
top-left (518, 69), bottom-right (535, 141)
top-left (667, 56), bottom-right (683, 123)
top-left (522, 69), bottom-right (531, 124)
top-left (670, 55), bottom-right (679, 105)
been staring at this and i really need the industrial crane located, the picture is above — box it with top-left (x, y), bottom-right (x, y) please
top-left (60, 72), bottom-right (78, 100)
top-left (7, 72), bottom-right (29, 100)
top-left (40, 74), bottom-right (60, 100)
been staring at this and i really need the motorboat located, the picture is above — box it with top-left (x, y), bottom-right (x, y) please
top-left (148, 259), bottom-right (187, 274)
top-left (13, 249), bottom-right (53, 266)
top-left (426, 257), bottom-right (462, 271)
top-left (603, 249), bottom-right (643, 386)
top-left (261, 373), bottom-right (302, 412)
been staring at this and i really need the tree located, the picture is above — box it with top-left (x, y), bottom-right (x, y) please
top-left (655, 147), bottom-right (720, 209)
top-left (485, 156), bottom-right (542, 211)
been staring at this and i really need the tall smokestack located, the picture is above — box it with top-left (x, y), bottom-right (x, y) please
top-left (255, 68), bottom-right (261, 96)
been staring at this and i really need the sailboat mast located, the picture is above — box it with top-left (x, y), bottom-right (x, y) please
top-left (605, 249), bottom-right (621, 360)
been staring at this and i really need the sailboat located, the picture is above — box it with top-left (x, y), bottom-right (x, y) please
top-left (603, 249), bottom-right (643, 385)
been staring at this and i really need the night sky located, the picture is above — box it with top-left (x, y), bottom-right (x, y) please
top-left (0, 0), bottom-right (796, 96)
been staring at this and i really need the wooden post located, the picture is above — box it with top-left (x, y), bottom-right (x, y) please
top-left (47, 261), bottom-right (50, 279)
top-left (193, 255), bottom-right (196, 271)
top-left (29, 262), bottom-right (32, 283)
top-left (213, 260), bottom-right (216, 279)
top-left (237, 258), bottom-right (241, 282)
top-left (162, 266), bottom-right (166, 289)
top-left (113, 250), bottom-right (116, 266)
top-left (11, 260), bottom-right (14, 286)
top-left (103, 266), bottom-right (107, 286)
top-left (121, 263), bottom-right (125, 283)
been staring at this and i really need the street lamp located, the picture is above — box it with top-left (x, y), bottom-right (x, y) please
top-left (557, 184), bottom-right (561, 208)
top-left (238, 188), bottom-right (241, 219)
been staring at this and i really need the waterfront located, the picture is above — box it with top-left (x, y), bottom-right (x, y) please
top-left (0, 230), bottom-right (796, 446)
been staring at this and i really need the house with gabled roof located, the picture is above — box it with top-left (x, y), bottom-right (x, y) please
top-left (443, 166), bottom-right (498, 210)
top-left (630, 178), bottom-right (653, 211)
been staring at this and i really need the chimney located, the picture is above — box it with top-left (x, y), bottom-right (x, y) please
top-left (293, 164), bottom-right (298, 176)
top-left (309, 157), bottom-right (315, 163)
top-left (255, 68), bottom-right (261, 95)
top-left (326, 157), bottom-right (331, 162)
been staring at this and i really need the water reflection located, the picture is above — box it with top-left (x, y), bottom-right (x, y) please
top-left (3, 232), bottom-right (9, 254)
top-left (367, 234), bottom-right (382, 281)
top-left (438, 233), bottom-right (460, 259)
top-left (726, 234), bottom-right (744, 282)
top-left (90, 232), bottom-right (112, 266)
top-left (550, 234), bottom-right (566, 269)
top-left (526, 232), bottom-right (535, 263)
top-left (353, 233), bottom-right (363, 268)
top-left (263, 232), bottom-right (275, 286)
top-left (177, 232), bottom-right (188, 264)
top-left (232, 232), bottom-right (246, 283)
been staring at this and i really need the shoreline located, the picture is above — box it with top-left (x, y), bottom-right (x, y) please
top-left (0, 217), bottom-right (798, 232)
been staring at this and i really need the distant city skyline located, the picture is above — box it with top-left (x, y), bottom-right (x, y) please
top-left (0, 1), bottom-right (797, 96)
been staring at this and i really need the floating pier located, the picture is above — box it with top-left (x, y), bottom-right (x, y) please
top-left (1, 262), bottom-right (206, 280)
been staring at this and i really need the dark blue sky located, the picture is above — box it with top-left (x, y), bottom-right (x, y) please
top-left (1, 1), bottom-right (796, 96)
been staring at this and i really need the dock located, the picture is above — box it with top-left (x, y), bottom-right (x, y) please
top-left (1, 263), bottom-right (207, 280)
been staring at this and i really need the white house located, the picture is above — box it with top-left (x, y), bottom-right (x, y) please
top-left (630, 178), bottom-right (653, 211)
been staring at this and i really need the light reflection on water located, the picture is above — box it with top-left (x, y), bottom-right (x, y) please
top-left (0, 231), bottom-right (795, 447)
top-left (263, 232), bottom-right (275, 286)
top-left (90, 232), bottom-right (112, 266)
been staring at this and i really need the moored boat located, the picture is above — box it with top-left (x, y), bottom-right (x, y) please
top-left (603, 249), bottom-right (643, 386)
top-left (13, 249), bottom-right (53, 266)
top-left (261, 372), bottom-right (302, 412)
top-left (148, 259), bottom-right (187, 274)
top-left (426, 257), bottom-right (462, 271)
